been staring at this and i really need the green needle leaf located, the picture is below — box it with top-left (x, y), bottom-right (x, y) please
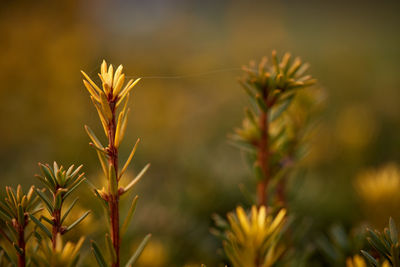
top-left (255, 94), bottom-right (267, 112)
top-left (91, 240), bottom-right (108, 267)
top-left (269, 94), bottom-right (295, 121)
top-left (239, 80), bottom-right (256, 98)
top-left (0, 208), bottom-right (11, 221)
top-left (63, 177), bottom-right (85, 200)
top-left (61, 198), bottom-right (79, 224)
top-left (85, 125), bottom-right (104, 150)
top-left (29, 214), bottom-right (52, 239)
top-left (125, 234), bottom-right (151, 267)
top-left (121, 196), bottom-right (139, 235)
top-left (122, 164), bottom-right (150, 194)
top-left (0, 246), bottom-right (13, 265)
top-left (41, 216), bottom-right (54, 226)
top-left (105, 234), bottom-right (116, 263)
top-left (17, 204), bottom-right (24, 226)
top-left (389, 217), bottom-right (398, 244)
top-left (39, 164), bottom-right (57, 189)
top-left (34, 188), bottom-right (53, 213)
top-left (360, 250), bottom-right (378, 267)
top-left (35, 175), bottom-right (54, 192)
top-left (13, 243), bottom-right (23, 255)
top-left (65, 211), bottom-right (90, 233)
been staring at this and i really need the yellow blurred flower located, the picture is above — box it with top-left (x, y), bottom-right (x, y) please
top-left (335, 105), bottom-right (377, 150)
top-left (224, 206), bottom-right (286, 267)
top-left (355, 164), bottom-right (400, 227)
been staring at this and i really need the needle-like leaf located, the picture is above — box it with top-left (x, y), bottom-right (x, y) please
top-left (85, 125), bottom-right (104, 150)
top-left (105, 233), bottom-right (116, 263)
top-left (34, 189), bottom-right (53, 213)
top-left (81, 71), bottom-right (102, 94)
top-left (65, 211), bottom-right (90, 233)
top-left (61, 198), bottom-right (79, 224)
top-left (91, 240), bottom-right (108, 267)
top-left (125, 234), bottom-right (151, 267)
top-left (121, 196), bottom-right (139, 235)
top-left (99, 92), bottom-right (112, 120)
top-left (119, 138), bottom-right (140, 179)
top-left (29, 214), bottom-right (52, 239)
top-left (122, 164), bottom-right (150, 194)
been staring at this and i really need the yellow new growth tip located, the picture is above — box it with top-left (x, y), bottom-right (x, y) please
top-left (224, 205), bottom-right (286, 267)
top-left (81, 60), bottom-right (141, 103)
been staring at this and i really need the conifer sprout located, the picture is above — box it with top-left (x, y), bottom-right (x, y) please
top-left (231, 51), bottom-right (316, 206)
top-left (216, 205), bottom-right (287, 267)
top-left (0, 185), bottom-right (41, 267)
top-left (361, 217), bottom-right (400, 267)
top-left (81, 60), bottom-right (150, 267)
top-left (29, 162), bottom-right (89, 254)
top-left (211, 51), bottom-right (316, 267)
top-left (30, 233), bottom-right (85, 267)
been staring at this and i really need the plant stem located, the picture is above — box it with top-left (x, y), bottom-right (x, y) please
top-left (110, 197), bottom-right (120, 267)
top-left (52, 207), bottom-right (62, 249)
top-left (17, 225), bottom-right (25, 267)
top-left (256, 109), bottom-right (269, 206)
top-left (256, 93), bottom-right (270, 206)
top-left (107, 97), bottom-right (120, 267)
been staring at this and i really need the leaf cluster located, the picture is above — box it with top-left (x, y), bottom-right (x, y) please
top-left (212, 206), bottom-right (287, 267)
top-left (31, 162), bottom-right (89, 239)
top-left (362, 218), bottom-right (400, 267)
top-left (231, 51), bottom-right (316, 184)
top-left (0, 185), bottom-right (41, 265)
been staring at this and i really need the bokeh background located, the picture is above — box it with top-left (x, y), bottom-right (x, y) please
top-left (1, 0), bottom-right (400, 266)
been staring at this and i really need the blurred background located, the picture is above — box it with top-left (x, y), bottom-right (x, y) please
top-left (1, 0), bottom-right (400, 266)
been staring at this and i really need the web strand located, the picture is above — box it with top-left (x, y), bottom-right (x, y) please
top-left (125, 67), bottom-right (243, 80)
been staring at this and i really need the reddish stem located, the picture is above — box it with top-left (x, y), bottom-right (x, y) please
top-left (110, 197), bottom-right (120, 267)
top-left (107, 96), bottom-right (120, 267)
top-left (17, 224), bottom-right (25, 267)
top-left (52, 208), bottom-right (62, 249)
top-left (256, 107), bottom-right (269, 206)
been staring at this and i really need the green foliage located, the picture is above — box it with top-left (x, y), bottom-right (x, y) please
top-left (0, 185), bottom-right (41, 266)
top-left (31, 162), bottom-right (89, 242)
top-left (314, 224), bottom-right (367, 266)
top-left (230, 51), bottom-right (316, 205)
top-left (362, 217), bottom-right (400, 266)
top-left (213, 51), bottom-right (317, 267)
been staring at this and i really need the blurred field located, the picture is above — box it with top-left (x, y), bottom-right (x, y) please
top-left (1, 0), bottom-right (400, 266)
